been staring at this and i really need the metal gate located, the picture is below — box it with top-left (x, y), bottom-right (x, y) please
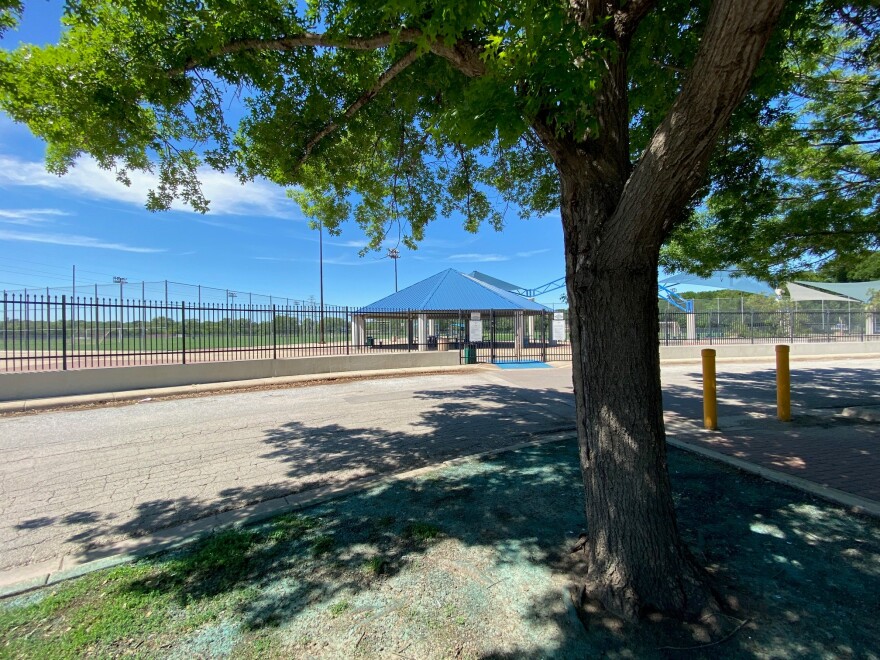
top-left (460, 309), bottom-right (571, 364)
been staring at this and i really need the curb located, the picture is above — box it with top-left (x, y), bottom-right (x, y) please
top-left (0, 430), bottom-right (577, 600)
top-left (666, 437), bottom-right (880, 519)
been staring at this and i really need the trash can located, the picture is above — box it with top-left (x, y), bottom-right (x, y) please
top-left (463, 344), bottom-right (477, 364)
top-left (365, 336), bottom-right (374, 347)
top-left (438, 336), bottom-right (450, 351)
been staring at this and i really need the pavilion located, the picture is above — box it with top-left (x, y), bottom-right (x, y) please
top-left (353, 269), bottom-right (553, 353)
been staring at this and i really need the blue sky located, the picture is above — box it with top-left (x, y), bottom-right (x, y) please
top-left (0, 3), bottom-right (568, 307)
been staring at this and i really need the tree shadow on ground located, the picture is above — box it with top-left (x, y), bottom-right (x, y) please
top-left (663, 365), bottom-right (880, 419)
top-left (6, 378), bottom-right (879, 657)
top-left (662, 366), bottom-right (880, 500)
top-left (24, 383), bottom-right (574, 554)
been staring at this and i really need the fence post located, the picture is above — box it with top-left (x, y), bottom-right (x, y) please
top-left (3, 292), bottom-right (7, 370)
top-left (490, 309), bottom-right (496, 364)
top-left (181, 301), bottom-right (186, 364)
top-left (542, 310), bottom-right (547, 362)
top-left (750, 311), bottom-right (754, 344)
top-left (345, 307), bottom-right (350, 356)
top-left (61, 295), bottom-right (67, 371)
top-left (272, 304), bottom-right (277, 359)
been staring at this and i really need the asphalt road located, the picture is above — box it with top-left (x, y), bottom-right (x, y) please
top-left (1, 357), bottom-right (878, 580)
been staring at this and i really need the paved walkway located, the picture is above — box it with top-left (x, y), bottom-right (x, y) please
top-left (660, 358), bottom-right (880, 503)
top-left (1, 357), bottom-right (878, 592)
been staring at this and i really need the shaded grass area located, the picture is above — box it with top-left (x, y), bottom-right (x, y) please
top-left (2, 441), bottom-right (879, 659)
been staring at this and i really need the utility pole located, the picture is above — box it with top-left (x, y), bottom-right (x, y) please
top-left (318, 219), bottom-right (325, 343)
top-left (387, 248), bottom-right (400, 292)
top-left (113, 276), bottom-right (127, 344)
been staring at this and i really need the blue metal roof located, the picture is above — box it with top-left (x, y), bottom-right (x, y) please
top-left (467, 271), bottom-right (522, 292)
top-left (356, 269), bottom-right (551, 313)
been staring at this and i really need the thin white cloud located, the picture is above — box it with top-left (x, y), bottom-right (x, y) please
top-left (0, 155), bottom-right (299, 219)
top-left (330, 239), bottom-right (370, 248)
top-left (515, 248), bottom-right (551, 258)
top-left (447, 253), bottom-right (509, 263)
top-left (253, 256), bottom-right (304, 263)
top-left (0, 208), bottom-right (71, 226)
top-left (324, 256), bottom-right (384, 267)
top-left (0, 229), bottom-right (164, 253)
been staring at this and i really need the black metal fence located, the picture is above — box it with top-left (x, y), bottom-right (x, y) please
top-left (0, 296), bottom-right (571, 372)
top-left (659, 310), bottom-right (880, 345)
top-left (1, 295), bottom-right (357, 372)
top-left (2, 293), bottom-right (878, 373)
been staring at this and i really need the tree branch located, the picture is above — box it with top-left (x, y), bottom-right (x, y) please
top-left (614, 0), bottom-right (659, 41)
top-left (178, 29), bottom-right (486, 78)
top-left (813, 137), bottom-right (880, 148)
top-left (783, 229), bottom-right (878, 239)
top-left (607, 0), bottom-right (786, 254)
top-left (300, 47), bottom-right (422, 161)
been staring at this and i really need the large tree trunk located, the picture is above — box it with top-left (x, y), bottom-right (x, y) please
top-left (537, 0), bottom-right (786, 621)
top-left (561, 173), bottom-right (713, 621)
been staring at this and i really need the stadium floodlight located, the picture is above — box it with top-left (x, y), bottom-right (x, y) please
top-left (387, 248), bottom-right (400, 292)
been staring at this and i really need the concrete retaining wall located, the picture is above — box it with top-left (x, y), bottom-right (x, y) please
top-left (3, 342), bottom-right (879, 403)
top-left (0, 351), bottom-right (462, 402)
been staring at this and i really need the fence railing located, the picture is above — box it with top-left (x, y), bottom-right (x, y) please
top-left (0, 296), bottom-right (573, 372)
top-left (659, 310), bottom-right (880, 345)
top-left (2, 294), bottom-right (878, 373)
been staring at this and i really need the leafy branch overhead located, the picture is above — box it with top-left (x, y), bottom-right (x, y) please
top-left (3, 2), bottom-right (874, 267)
top-left (0, 2), bottom-right (755, 250)
top-left (662, 1), bottom-right (879, 281)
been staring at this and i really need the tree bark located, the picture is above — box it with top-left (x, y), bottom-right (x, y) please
top-left (542, 0), bottom-right (787, 621)
top-left (561, 171), bottom-right (713, 621)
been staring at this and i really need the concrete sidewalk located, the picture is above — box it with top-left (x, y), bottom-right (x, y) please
top-left (1, 357), bottom-right (878, 598)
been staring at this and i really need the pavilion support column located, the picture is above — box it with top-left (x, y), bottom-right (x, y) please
top-left (686, 312), bottom-right (697, 341)
top-left (527, 314), bottom-right (535, 346)
top-left (351, 315), bottom-right (366, 347)
top-left (417, 313), bottom-right (428, 351)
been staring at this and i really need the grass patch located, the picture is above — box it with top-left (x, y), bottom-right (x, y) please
top-left (309, 534), bottom-right (335, 557)
top-left (327, 600), bottom-right (350, 617)
top-left (404, 521), bottom-right (441, 541)
top-left (1, 442), bottom-right (878, 658)
top-left (267, 513), bottom-right (320, 543)
top-left (364, 556), bottom-right (388, 575)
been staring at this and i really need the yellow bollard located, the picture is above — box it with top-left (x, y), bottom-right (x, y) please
top-left (776, 344), bottom-right (791, 421)
top-left (701, 349), bottom-right (718, 430)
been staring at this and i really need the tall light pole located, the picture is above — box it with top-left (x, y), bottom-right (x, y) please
top-left (387, 248), bottom-right (400, 292)
top-left (113, 276), bottom-right (127, 344)
top-left (318, 219), bottom-right (325, 343)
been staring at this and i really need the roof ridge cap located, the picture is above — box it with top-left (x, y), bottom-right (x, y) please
top-left (419, 269), bottom-right (455, 308)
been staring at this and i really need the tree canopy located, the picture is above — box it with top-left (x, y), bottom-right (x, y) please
top-left (3, 2), bottom-right (872, 277)
top-left (0, 2), bottom-right (812, 249)
top-left (662, 1), bottom-right (879, 282)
